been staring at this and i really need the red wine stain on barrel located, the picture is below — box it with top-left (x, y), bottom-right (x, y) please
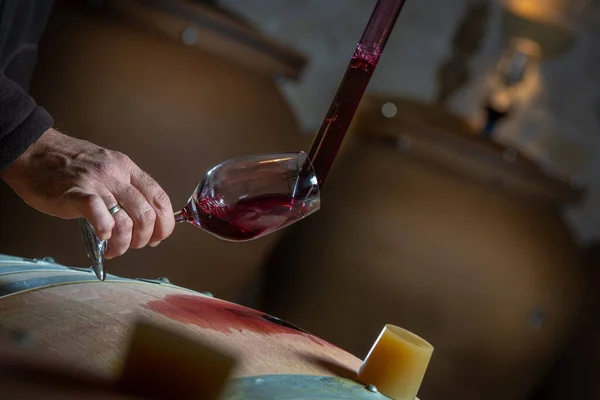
top-left (145, 294), bottom-right (327, 347)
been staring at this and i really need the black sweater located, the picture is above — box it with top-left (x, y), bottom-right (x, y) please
top-left (0, 0), bottom-right (54, 173)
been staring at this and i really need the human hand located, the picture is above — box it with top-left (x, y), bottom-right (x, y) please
top-left (0, 128), bottom-right (175, 258)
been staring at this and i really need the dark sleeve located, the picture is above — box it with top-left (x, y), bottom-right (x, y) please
top-left (0, 70), bottom-right (53, 173)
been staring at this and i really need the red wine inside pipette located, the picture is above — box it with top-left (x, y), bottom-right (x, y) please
top-left (179, 194), bottom-right (309, 241)
top-left (308, 43), bottom-right (379, 187)
top-left (307, 0), bottom-right (407, 188)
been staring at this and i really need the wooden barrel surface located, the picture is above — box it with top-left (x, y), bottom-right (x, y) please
top-left (0, 0), bottom-right (307, 302)
top-left (0, 253), bottom-right (362, 385)
top-left (259, 96), bottom-right (585, 400)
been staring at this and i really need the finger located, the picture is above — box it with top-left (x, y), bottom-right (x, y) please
top-left (105, 207), bottom-right (133, 259)
top-left (113, 185), bottom-right (156, 250)
top-left (67, 191), bottom-right (115, 241)
top-left (131, 171), bottom-right (175, 244)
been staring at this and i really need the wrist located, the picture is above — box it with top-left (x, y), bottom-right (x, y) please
top-left (0, 128), bottom-right (55, 181)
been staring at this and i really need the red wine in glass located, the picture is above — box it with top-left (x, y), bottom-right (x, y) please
top-left (174, 151), bottom-right (319, 241)
top-left (178, 193), bottom-right (310, 242)
top-left (80, 151), bottom-right (320, 280)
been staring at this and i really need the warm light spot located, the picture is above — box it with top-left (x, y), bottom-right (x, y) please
top-left (502, 0), bottom-right (567, 24)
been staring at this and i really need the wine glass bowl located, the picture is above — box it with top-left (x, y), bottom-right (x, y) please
top-left (80, 151), bottom-right (320, 280)
top-left (176, 151), bottom-right (320, 241)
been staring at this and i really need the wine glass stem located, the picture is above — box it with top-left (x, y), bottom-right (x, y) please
top-left (174, 210), bottom-right (187, 223)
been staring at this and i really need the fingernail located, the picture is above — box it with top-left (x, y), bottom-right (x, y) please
top-left (149, 241), bottom-right (161, 247)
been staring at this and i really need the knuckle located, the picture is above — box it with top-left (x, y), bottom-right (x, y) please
top-left (80, 194), bottom-right (99, 210)
top-left (94, 159), bottom-right (113, 175)
top-left (94, 151), bottom-right (130, 177)
top-left (114, 152), bottom-right (132, 166)
top-left (97, 218), bottom-right (115, 234)
top-left (115, 215), bottom-right (134, 232)
top-left (136, 207), bottom-right (156, 226)
top-left (153, 190), bottom-right (172, 211)
top-left (152, 227), bottom-right (170, 242)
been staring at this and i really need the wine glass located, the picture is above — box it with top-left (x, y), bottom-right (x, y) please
top-left (79, 151), bottom-right (320, 280)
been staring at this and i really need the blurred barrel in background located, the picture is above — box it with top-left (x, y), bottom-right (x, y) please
top-left (0, 0), bottom-right (307, 301)
top-left (529, 243), bottom-right (600, 400)
top-left (260, 95), bottom-right (586, 400)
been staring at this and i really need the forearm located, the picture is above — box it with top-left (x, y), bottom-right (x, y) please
top-left (0, 71), bottom-right (53, 175)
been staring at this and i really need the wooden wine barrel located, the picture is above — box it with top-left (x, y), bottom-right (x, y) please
top-left (0, 0), bottom-right (307, 301)
top-left (0, 253), bottom-right (397, 400)
top-left (259, 95), bottom-right (586, 400)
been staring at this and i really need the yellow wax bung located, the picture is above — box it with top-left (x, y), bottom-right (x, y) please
top-left (358, 324), bottom-right (433, 400)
